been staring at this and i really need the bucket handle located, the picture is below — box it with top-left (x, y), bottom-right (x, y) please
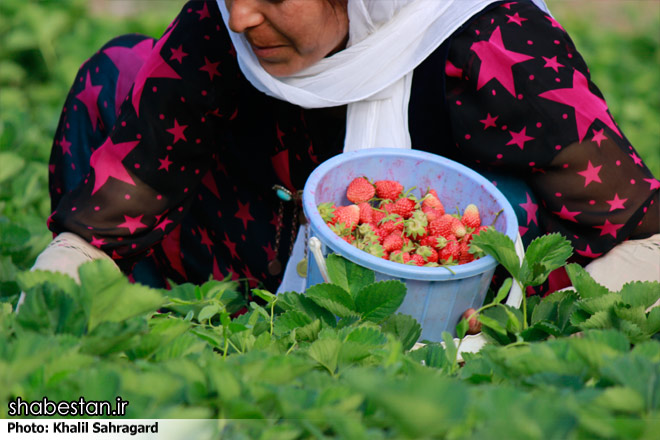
top-left (308, 237), bottom-right (330, 283)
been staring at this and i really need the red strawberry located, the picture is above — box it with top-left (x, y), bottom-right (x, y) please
top-left (370, 208), bottom-right (386, 226)
top-left (458, 240), bottom-right (474, 264)
top-left (382, 232), bottom-right (404, 253)
top-left (333, 205), bottom-right (360, 232)
top-left (439, 238), bottom-right (460, 263)
top-left (415, 246), bottom-right (439, 263)
top-left (420, 234), bottom-right (447, 250)
top-left (429, 214), bottom-right (466, 239)
top-left (346, 177), bottom-right (375, 204)
top-left (374, 180), bottom-right (403, 201)
top-left (422, 206), bottom-right (442, 223)
top-left (358, 202), bottom-right (373, 224)
top-left (410, 254), bottom-right (426, 266)
top-left (422, 191), bottom-right (445, 215)
top-left (462, 203), bottom-right (481, 229)
top-left (379, 214), bottom-right (404, 235)
top-left (390, 197), bottom-right (416, 219)
top-left (389, 250), bottom-right (412, 264)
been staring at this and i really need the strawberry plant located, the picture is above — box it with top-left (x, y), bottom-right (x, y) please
top-left (2, 230), bottom-right (658, 438)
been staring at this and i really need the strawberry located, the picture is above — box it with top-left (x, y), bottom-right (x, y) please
top-left (389, 250), bottom-right (412, 264)
top-left (438, 238), bottom-right (460, 263)
top-left (421, 190), bottom-right (445, 215)
top-left (403, 210), bottom-right (428, 240)
top-left (461, 308), bottom-right (482, 335)
top-left (429, 214), bottom-right (466, 239)
top-left (358, 202), bottom-right (373, 224)
top-left (390, 197), bottom-right (416, 219)
top-left (410, 254), bottom-right (426, 266)
top-left (374, 180), bottom-right (403, 201)
top-left (462, 203), bottom-right (481, 229)
top-left (379, 214), bottom-right (404, 235)
top-left (318, 202), bottom-right (336, 224)
top-left (382, 232), bottom-right (404, 253)
top-left (370, 208), bottom-right (386, 226)
top-left (422, 206), bottom-right (442, 223)
top-left (420, 234), bottom-right (447, 250)
top-left (415, 246), bottom-right (439, 264)
top-left (346, 177), bottom-right (375, 204)
top-left (333, 205), bottom-right (360, 232)
top-left (458, 240), bottom-right (474, 264)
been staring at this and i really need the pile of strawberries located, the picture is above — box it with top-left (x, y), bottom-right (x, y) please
top-left (317, 177), bottom-right (492, 267)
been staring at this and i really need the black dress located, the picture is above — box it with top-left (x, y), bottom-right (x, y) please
top-left (48, 0), bottom-right (659, 293)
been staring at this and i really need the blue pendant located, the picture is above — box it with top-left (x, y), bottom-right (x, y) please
top-left (276, 188), bottom-right (292, 202)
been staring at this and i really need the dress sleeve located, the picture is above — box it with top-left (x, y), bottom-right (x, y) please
top-left (444, 1), bottom-right (659, 263)
top-left (49, 0), bottom-right (240, 268)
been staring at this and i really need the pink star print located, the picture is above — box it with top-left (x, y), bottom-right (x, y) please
top-left (542, 56), bottom-right (564, 72)
top-left (60, 136), bottom-right (72, 156)
top-left (545, 16), bottom-right (565, 32)
top-left (554, 205), bottom-right (581, 223)
top-left (506, 12), bottom-right (527, 26)
top-left (519, 193), bottom-right (538, 226)
top-left (644, 178), bottom-right (660, 190)
top-left (166, 119), bottom-right (188, 144)
top-left (89, 138), bottom-right (139, 194)
top-left (235, 201), bottom-right (255, 230)
top-left (470, 26), bottom-right (534, 97)
top-left (158, 155), bottom-right (173, 171)
top-left (131, 23), bottom-right (181, 116)
top-left (539, 69), bottom-right (622, 142)
top-left (75, 71), bottom-right (104, 131)
top-left (103, 39), bottom-right (153, 116)
top-left (90, 236), bottom-right (107, 248)
top-left (262, 243), bottom-right (277, 261)
top-left (169, 44), bottom-right (188, 64)
top-left (155, 216), bottom-right (173, 232)
top-left (576, 244), bottom-right (602, 259)
top-left (480, 113), bottom-right (498, 129)
top-left (223, 232), bottom-right (239, 260)
top-left (595, 219), bottom-right (624, 238)
top-left (196, 2), bottom-right (211, 20)
top-left (198, 227), bottom-right (213, 254)
top-left (606, 194), bottom-right (627, 211)
top-left (118, 214), bottom-right (147, 234)
top-left (591, 129), bottom-right (607, 147)
top-left (577, 161), bottom-right (602, 187)
top-left (200, 57), bottom-right (221, 81)
top-left (202, 171), bottom-right (221, 199)
top-left (507, 126), bottom-right (534, 150)
top-left (629, 152), bottom-right (643, 166)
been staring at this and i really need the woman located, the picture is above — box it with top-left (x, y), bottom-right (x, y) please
top-left (33, 0), bottom-right (659, 297)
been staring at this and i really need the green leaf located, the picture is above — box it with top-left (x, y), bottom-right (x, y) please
top-left (346, 326), bottom-right (387, 346)
top-left (577, 292), bottom-right (620, 315)
top-left (252, 288), bottom-right (277, 304)
top-left (0, 152), bottom-right (25, 183)
top-left (503, 306), bottom-right (522, 334)
top-left (382, 314), bottom-right (422, 351)
top-left (647, 308), bottom-right (660, 335)
top-left (594, 387), bottom-right (645, 414)
top-left (469, 229), bottom-right (520, 279)
top-left (456, 317), bottom-right (469, 340)
top-left (277, 291), bottom-right (337, 327)
top-left (407, 344), bottom-right (447, 368)
top-left (442, 331), bottom-right (457, 365)
top-left (565, 263), bottom-right (610, 299)
top-left (493, 277), bottom-right (513, 305)
top-left (198, 304), bottom-right (221, 322)
top-left (17, 269), bottom-right (79, 298)
top-left (519, 233), bottom-right (572, 286)
top-left (305, 283), bottom-right (358, 319)
top-left (325, 254), bottom-right (375, 297)
top-left (619, 281), bottom-right (660, 309)
top-left (355, 280), bottom-right (406, 323)
top-left (78, 260), bottom-right (165, 331)
top-left (308, 338), bottom-right (341, 374)
top-left (80, 317), bottom-right (147, 355)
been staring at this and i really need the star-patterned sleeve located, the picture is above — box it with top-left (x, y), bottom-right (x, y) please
top-left (443, 1), bottom-right (659, 263)
top-left (49, 1), bottom-right (239, 269)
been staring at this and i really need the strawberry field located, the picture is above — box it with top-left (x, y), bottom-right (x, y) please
top-left (1, 1), bottom-right (659, 438)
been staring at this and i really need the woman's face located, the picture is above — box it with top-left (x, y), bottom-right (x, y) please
top-left (226, 0), bottom-right (349, 77)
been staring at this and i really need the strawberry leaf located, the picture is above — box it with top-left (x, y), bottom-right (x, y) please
top-left (519, 233), bottom-right (573, 286)
top-left (382, 314), bottom-right (422, 351)
top-left (469, 229), bottom-right (520, 279)
top-left (305, 283), bottom-right (358, 319)
top-left (326, 254), bottom-right (375, 298)
top-left (354, 280), bottom-right (406, 323)
top-left (565, 263), bottom-right (610, 299)
top-left (619, 281), bottom-right (660, 309)
top-left (276, 291), bottom-right (337, 327)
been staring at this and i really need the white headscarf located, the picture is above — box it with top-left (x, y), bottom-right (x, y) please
top-left (216, 0), bottom-right (550, 151)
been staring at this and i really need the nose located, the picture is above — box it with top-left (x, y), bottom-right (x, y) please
top-left (226, 0), bottom-right (264, 33)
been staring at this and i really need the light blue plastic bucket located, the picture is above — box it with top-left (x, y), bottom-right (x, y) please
top-left (302, 149), bottom-right (518, 342)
